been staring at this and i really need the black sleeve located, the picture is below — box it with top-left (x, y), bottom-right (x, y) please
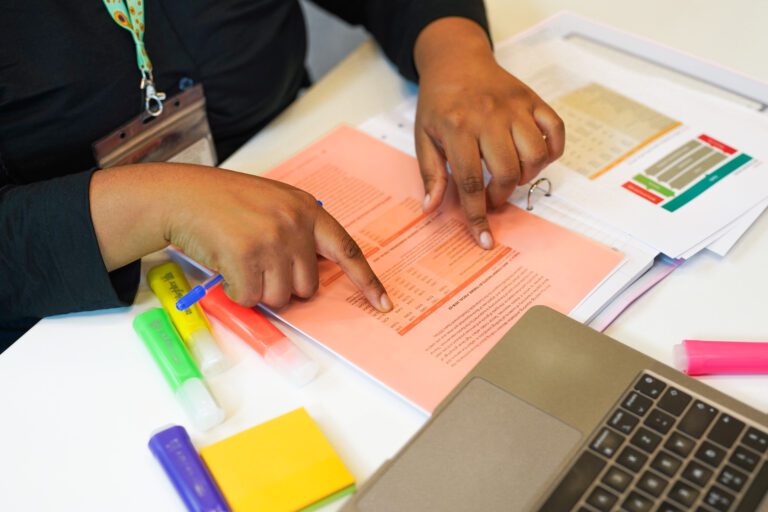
top-left (0, 170), bottom-right (140, 344)
top-left (309, 0), bottom-right (490, 82)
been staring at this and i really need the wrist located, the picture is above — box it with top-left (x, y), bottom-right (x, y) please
top-left (414, 17), bottom-right (494, 80)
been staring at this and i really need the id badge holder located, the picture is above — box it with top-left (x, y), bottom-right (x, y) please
top-left (93, 84), bottom-right (217, 167)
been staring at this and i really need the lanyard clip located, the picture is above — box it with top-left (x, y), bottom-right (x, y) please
top-left (140, 72), bottom-right (166, 117)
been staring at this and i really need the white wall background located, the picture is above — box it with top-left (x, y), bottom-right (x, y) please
top-left (301, 1), bottom-right (369, 81)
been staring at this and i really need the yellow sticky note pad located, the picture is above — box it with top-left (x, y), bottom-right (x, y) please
top-left (200, 408), bottom-right (356, 512)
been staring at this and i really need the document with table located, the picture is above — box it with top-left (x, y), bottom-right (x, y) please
top-left (261, 126), bottom-right (623, 412)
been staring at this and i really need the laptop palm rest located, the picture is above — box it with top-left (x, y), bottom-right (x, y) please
top-left (356, 377), bottom-right (582, 511)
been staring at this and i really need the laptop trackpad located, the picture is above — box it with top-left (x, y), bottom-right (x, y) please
top-left (357, 378), bottom-right (582, 512)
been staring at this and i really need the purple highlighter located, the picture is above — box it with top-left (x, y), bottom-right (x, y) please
top-left (149, 425), bottom-right (230, 512)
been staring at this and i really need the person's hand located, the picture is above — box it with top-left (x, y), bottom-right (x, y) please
top-left (91, 163), bottom-right (393, 312)
top-left (413, 17), bottom-right (565, 249)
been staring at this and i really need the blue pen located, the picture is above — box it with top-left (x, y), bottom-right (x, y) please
top-left (175, 199), bottom-right (324, 312)
top-left (176, 274), bottom-right (223, 311)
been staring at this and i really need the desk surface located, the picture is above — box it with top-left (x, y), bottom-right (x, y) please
top-left (2, 2), bottom-right (767, 510)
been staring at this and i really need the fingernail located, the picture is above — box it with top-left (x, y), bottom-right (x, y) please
top-left (422, 194), bottom-right (431, 211)
top-left (379, 292), bottom-right (393, 312)
top-left (479, 231), bottom-right (494, 250)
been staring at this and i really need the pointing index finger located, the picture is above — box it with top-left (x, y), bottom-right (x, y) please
top-left (444, 133), bottom-right (494, 250)
top-left (313, 208), bottom-right (393, 313)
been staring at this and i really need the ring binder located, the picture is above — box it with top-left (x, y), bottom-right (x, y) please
top-left (526, 177), bottom-right (552, 211)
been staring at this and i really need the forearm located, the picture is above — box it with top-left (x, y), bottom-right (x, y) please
top-left (90, 163), bottom-right (179, 271)
top-left (313, 0), bottom-right (489, 82)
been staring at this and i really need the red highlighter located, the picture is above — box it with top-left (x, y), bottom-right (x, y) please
top-left (200, 287), bottom-right (319, 386)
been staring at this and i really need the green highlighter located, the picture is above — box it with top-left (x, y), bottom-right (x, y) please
top-left (133, 308), bottom-right (225, 431)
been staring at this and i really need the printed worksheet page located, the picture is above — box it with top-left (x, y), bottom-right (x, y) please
top-left (264, 126), bottom-right (623, 412)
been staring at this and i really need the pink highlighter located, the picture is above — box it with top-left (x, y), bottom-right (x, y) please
top-left (673, 339), bottom-right (768, 376)
top-left (200, 287), bottom-right (319, 386)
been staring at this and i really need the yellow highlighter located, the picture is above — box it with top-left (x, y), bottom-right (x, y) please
top-left (147, 262), bottom-right (228, 376)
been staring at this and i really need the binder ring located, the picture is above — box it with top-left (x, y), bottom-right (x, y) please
top-left (526, 178), bottom-right (552, 211)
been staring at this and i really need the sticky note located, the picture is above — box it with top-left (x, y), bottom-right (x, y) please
top-left (200, 408), bottom-right (356, 512)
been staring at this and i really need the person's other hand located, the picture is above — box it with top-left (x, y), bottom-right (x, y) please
top-left (91, 164), bottom-right (392, 312)
top-left (413, 17), bottom-right (565, 249)
top-left (167, 167), bottom-right (392, 311)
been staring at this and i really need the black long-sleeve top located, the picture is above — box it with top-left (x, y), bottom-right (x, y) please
top-left (0, 0), bottom-right (488, 348)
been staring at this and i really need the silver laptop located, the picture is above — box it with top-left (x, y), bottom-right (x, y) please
top-left (343, 306), bottom-right (768, 511)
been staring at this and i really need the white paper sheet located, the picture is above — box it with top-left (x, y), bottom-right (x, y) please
top-left (495, 39), bottom-right (768, 258)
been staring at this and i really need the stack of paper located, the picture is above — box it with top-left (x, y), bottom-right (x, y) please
top-left (260, 125), bottom-right (623, 412)
top-left (359, 17), bottom-right (768, 330)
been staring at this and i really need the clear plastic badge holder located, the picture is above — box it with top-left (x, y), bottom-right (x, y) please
top-left (92, 84), bottom-right (217, 168)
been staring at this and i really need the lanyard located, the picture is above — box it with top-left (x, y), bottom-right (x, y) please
top-left (102, 0), bottom-right (166, 116)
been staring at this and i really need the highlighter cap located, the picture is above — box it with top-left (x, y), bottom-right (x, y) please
top-left (265, 338), bottom-right (320, 387)
top-left (189, 329), bottom-right (228, 377)
top-left (673, 343), bottom-right (689, 374)
top-left (175, 378), bottom-right (225, 432)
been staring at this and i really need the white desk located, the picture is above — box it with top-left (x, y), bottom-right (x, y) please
top-left (2, 2), bottom-right (767, 510)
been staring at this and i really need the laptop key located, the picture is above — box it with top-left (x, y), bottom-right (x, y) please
top-left (630, 426), bottom-right (662, 453)
top-left (707, 414), bottom-right (745, 449)
top-left (590, 428), bottom-right (625, 458)
top-left (623, 392), bottom-right (654, 417)
top-left (602, 465), bottom-right (633, 493)
top-left (736, 460), bottom-right (768, 512)
top-left (617, 446), bottom-right (648, 473)
top-left (608, 408), bottom-right (639, 435)
top-left (703, 485), bottom-right (735, 512)
top-left (537, 451), bottom-right (605, 512)
top-left (634, 374), bottom-right (666, 399)
top-left (645, 408), bottom-right (676, 435)
top-left (730, 445), bottom-right (759, 472)
top-left (668, 480), bottom-right (700, 507)
top-left (651, 451), bottom-right (683, 478)
top-left (622, 491), bottom-right (653, 512)
top-left (681, 460), bottom-right (713, 488)
top-left (695, 441), bottom-right (726, 468)
top-left (637, 470), bottom-right (668, 497)
top-left (657, 501), bottom-right (682, 512)
top-left (586, 485), bottom-right (618, 511)
top-left (678, 400), bottom-right (718, 438)
top-left (741, 427), bottom-right (768, 454)
top-left (717, 465), bottom-right (748, 493)
top-left (666, 431), bottom-right (696, 458)
top-left (658, 387), bottom-right (692, 417)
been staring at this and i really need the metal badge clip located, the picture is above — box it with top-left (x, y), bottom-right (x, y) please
top-left (140, 72), bottom-right (166, 117)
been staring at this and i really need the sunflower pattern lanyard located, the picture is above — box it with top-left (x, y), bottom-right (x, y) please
top-left (102, 0), bottom-right (166, 116)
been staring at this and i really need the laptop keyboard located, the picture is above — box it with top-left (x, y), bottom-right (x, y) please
top-left (539, 372), bottom-right (768, 511)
